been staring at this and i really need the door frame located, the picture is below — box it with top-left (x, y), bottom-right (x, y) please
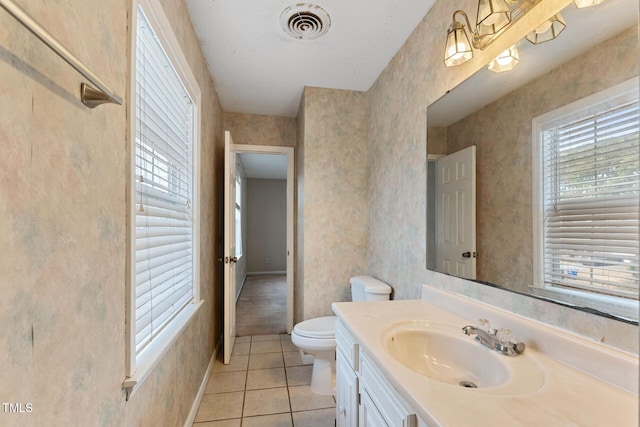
top-left (235, 144), bottom-right (295, 333)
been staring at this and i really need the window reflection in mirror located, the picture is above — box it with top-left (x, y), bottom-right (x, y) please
top-left (426, 0), bottom-right (639, 321)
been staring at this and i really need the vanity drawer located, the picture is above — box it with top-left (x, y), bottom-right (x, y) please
top-left (360, 350), bottom-right (417, 427)
top-left (336, 319), bottom-right (359, 371)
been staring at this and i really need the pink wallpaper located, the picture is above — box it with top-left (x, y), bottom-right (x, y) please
top-left (0, 0), bottom-right (224, 425)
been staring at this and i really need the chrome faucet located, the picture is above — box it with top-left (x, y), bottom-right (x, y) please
top-left (462, 319), bottom-right (525, 356)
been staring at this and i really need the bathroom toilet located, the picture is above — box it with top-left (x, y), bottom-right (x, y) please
top-left (291, 275), bottom-right (391, 395)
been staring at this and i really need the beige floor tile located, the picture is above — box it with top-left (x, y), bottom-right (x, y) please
top-left (280, 334), bottom-right (292, 344)
top-left (204, 371), bottom-right (247, 394)
top-left (281, 339), bottom-right (298, 352)
top-left (242, 413), bottom-right (293, 427)
top-left (288, 385), bottom-right (335, 412)
top-left (292, 408), bottom-right (336, 427)
top-left (232, 342), bottom-right (251, 355)
top-left (251, 340), bottom-right (282, 354)
top-left (192, 419), bottom-right (241, 427)
top-left (235, 336), bottom-right (251, 344)
top-left (243, 387), bottom-right (291, 417)
top-left (194, 392), bottom-right (244, 422)
top-left (252, 334), bottom-right (282, 342)
top-left (246, 367), bottom-right (287, 390)
top-left (286, 365), bottom-right (312, 386)
top-left (249, 352), bottom-right (284, 370)
top-left (283, 351), bottom-right (303, 367)
top-left (212, 355), bottom-right (249, 373)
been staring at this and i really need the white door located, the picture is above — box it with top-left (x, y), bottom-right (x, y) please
top-left (223, 131), bottom-right (237, 364)
top-left (436, 146), bottom-right (476, 279)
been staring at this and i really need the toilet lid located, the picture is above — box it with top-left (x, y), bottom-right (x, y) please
top-left (294, 316), bottom-right (336, 339)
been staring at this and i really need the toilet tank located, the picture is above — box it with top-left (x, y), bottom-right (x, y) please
top-left (350, 276), bottom-right (392, 302)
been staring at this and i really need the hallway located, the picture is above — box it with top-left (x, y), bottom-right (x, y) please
top-left (236, 274), bottom-right (287, 336)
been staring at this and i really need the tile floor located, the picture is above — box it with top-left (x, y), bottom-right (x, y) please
top-left (193, 334), bottom-right (336, 427)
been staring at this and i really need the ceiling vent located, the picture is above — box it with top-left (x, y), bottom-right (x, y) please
top-left (280, 4), bottom-right (331, 40)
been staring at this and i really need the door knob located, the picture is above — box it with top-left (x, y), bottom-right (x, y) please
top-left (230, 256), bottom-right (238, 263)
top-left (462, 252), bottom-right (471, 258)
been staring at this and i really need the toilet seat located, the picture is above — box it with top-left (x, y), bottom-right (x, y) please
top-left (293, 316), bottom-right (336, 339)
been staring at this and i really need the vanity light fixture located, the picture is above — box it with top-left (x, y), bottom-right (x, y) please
top-left (443, 0), bottom-right (541, 67)
top-left (526, 13), bottom-right (566, 44)
top-left (575, 0), bottom-right (604, 8)
top-left (487, 45), bottom-right (520, 72)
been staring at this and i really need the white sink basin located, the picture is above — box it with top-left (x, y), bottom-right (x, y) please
top-left (383, 321), bottom-right (540, 390)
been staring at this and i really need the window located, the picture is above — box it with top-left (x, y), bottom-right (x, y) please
top-left (235, 171), bottom-right (243, 258)
top-left (533, 79), bottom-right (639, 320)
top-left (124, 0), bottom-right (202, 397)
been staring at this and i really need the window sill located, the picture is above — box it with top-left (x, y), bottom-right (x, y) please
top-left (122, 300), bottom-right (204, 400)
top-left (530, 286), bottom-right (638, 322)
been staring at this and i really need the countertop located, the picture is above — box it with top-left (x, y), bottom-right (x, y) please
top-left (332, 296), bottom-right (638, 427)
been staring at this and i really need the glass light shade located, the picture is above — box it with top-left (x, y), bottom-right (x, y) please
top-left (476, 0), bottom-right (511, 35)
top-left (487, 45), bottom-right (519, 73)
top-left (444, 22), bottom-right (473, 67)
top-left (526, 13), bottom-right (566, 44)
top-left (575, 0), bottom-right (604, 8)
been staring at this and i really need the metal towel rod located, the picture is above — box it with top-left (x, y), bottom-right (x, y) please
top-left (0, 0), bottom-right (122, 108)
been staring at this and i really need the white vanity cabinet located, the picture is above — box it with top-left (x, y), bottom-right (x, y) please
top-left (336, 319), bottom-right (423, 427)
top-left (359, 350), bottom-right (418, 427)
top-left (336, 320), bottom-right (359, 427)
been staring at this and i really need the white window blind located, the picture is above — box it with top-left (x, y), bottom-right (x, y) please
top-left (134, 6), bottom-right (195, 353)
top-left (235, 172), bottom-right (242, 257)
top-left (541, 95), bottom-right (639, 301)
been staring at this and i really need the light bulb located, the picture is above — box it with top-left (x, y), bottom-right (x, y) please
top-left (496, 51), bottom-right (513, 66)
top-left (448, 43), bottom-right (467, 60)
top-left (488, 45), bottom-right (519, 73)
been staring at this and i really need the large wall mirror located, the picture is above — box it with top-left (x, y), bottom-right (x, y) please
top-left (426, 0), bottom-right (638, 321)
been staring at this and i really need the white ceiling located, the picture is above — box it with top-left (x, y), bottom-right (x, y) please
top-left (185, 0), bottom-right (436, 117)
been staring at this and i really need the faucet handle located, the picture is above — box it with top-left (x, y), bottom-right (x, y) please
top-left (476, 319), bottom-right (495, 335)
top-left (496, 328), bottom-right (526, 355)
top-left (496, 328), bottom-right (517, 345)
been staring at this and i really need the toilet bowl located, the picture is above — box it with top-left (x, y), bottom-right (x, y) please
top-left (291, 276), bottom-right (391, 395)
top-left (291, 316), bottom-right (336, 395)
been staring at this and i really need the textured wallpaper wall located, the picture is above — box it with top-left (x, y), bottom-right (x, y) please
top-left (300, 87), bottom-right (369, 319)
top-left (224, 112), bottom-right (296, 148)
top-left (365, 0), bottom-right (639, 353)
top-left (295, 95), bottom-right (306, 323)
top-left (0, 0), bottom-right (223, 425)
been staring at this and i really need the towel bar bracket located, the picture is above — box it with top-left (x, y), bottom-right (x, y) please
top-left (81, 83), bottom-right (115, 108)
top-left (0, 0), bottom-right (123, 108)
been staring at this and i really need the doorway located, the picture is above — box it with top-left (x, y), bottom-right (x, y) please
top-left (231, 145), bottom-right (294, 337)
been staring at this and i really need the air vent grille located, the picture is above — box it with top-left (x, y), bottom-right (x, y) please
top-left (280, 4), bottom-right (331, 40)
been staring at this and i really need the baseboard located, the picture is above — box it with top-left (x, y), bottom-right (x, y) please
top-left (184, 337), bottom-right (222, 427)
top-left (246, 271), bottom-right (286, 275)
top-left (236, 274), bottom-right (247, 303)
